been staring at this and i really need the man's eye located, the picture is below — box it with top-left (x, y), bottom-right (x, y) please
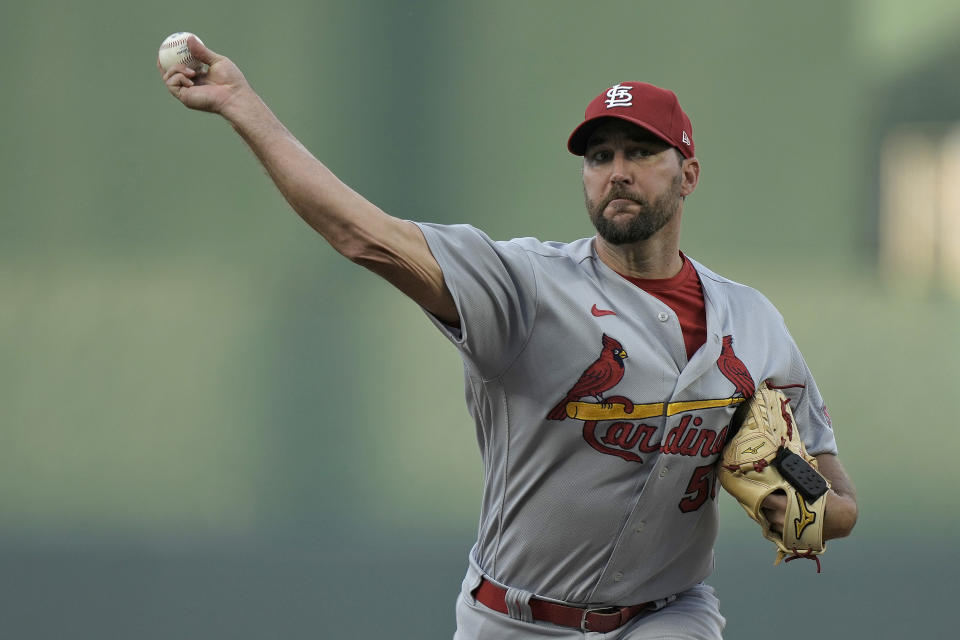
top-left (590, 150), bottom-right (611, 162)
top-left (629, 148), bottom-right (654, 159)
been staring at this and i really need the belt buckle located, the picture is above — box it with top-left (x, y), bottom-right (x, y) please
top-left (580, 606), bottom-right (620, 633)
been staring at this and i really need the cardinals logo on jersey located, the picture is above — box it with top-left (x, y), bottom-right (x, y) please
top-left (542, 332), bottom-right (766, 517)
top-left (717, 335), bottom-right (755, 399)
top-left (542, 333), bottom-right (767, 513)
top-left (547, 334), bottom-right (627, 421)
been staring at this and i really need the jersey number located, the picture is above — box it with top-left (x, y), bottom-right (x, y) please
top-left (678, 464), bottom-right (718, 513)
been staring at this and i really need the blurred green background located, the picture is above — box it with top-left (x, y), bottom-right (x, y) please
top-left (2, 1), bottom-right (958, 638)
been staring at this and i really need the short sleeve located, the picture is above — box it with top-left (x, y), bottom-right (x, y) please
top-left (782, 328), bottom-right (838, 457)
top-left (415, 223), bottom-right (538, 377)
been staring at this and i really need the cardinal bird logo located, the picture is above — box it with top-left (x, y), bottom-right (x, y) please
top-left (546, 334), bottom-right (628, 421)
top-left (717, 335), bottom-right (755, 398)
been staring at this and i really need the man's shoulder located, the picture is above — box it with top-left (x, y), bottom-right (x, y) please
top-left (507, 235), bottom-right (594, 261)
top-left (422, 223), bottom-right (594, 260)
top-left (687, 256), bottom-right (782, 316)
top-left (417, 222), bottom-right (596, 273)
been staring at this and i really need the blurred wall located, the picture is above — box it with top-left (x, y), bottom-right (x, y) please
top-left (1, 1), bottom-right (956, 638)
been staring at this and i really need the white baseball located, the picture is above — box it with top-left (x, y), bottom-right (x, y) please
top-left (158, 32), bottom-right (206, 73)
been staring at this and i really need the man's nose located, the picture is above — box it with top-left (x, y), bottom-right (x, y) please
top-left (609, 153), bottom-right (632, 184)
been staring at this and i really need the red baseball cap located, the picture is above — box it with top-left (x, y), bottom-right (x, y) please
top-left (567, 82), bottom-right (695, 158)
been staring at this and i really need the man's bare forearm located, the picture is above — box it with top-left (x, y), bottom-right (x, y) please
top-left (160, 37), bottom-right (457, 323)
top-left (816, 453), bottom-right (858, 540)
top-left (221, 91), bottom-right (458, 323)
top-left (220, 91), bottom-right (394, 259)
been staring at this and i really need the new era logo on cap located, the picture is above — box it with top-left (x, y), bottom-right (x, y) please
top-left (568, 81), bottom-right (695, 158)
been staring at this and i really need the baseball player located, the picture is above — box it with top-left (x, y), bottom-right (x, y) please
top-left (160, 37), bottom-right (858, 639)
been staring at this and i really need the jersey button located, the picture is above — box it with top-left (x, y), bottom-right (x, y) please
top-left (659, 467), bottom-right (669, 478)
top-left (613, 572), bottom-right (624, 582)
top-left (657, 312), bottom-right (669, 322)
top-left (634, 521), bottom-right (645, 533)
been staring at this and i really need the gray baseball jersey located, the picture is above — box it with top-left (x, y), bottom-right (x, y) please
top-left (415, 222), bottom-right (837, 607)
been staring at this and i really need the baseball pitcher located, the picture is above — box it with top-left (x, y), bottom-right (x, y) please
top-left (159, 36), bottom-right (858, 639)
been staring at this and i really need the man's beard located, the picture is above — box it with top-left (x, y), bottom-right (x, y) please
top-left (585, 174), bottom-right (683, 245)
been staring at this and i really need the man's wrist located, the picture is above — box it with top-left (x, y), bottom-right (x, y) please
top-left (219, 88), bottom-right (268, 127)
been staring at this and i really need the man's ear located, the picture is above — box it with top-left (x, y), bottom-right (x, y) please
top-left (680, 157), bottom-right (700, 197)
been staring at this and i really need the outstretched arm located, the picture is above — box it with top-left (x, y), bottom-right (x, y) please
top-left (158, 36), bottom-right (458, 326)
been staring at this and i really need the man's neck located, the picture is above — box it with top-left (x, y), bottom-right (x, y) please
top-left (594, 227), bottom-right (684, 280)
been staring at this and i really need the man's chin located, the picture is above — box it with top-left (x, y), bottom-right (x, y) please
top-left (605, 212), bottom-right (643, 226)
top-left (593, 222), bottom-right (655, 245)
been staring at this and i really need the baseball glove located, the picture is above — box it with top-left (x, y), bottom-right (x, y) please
top-left (718, 381), bottom-right (831, 571)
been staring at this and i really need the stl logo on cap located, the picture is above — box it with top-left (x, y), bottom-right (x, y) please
top-left (604, 83), bottom-right (633, 109)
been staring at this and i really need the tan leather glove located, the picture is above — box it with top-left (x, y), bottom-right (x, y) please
top-left (718, 381), bottom-right (831, 571)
